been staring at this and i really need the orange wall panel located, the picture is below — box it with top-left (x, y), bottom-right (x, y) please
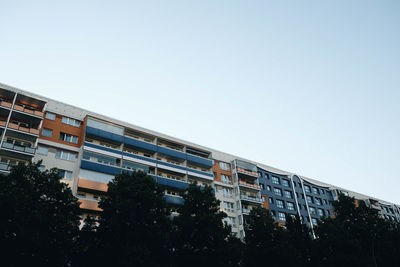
top-left (40, 114), bottom-right (84, 148)
top-left (79, 199), bottom-right (102, 212)
top-left (261, 193), bottom-right (269, 210)
top-left (78, 178), bottom-right (108, 192)
top-left (212, 160), bottom-right (233, 184)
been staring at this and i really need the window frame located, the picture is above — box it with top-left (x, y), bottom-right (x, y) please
top-left (42, 128), bottom-right (53, 137)
top-left (45, 112), bottom-right (56, 120)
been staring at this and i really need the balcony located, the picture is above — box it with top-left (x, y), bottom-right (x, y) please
top-left (237, 167), bottom-right (259, 178)
top-left (78, 178), bottom-right (108, 193)
top-left (238, 180), bottom-right (261, 190)
top-left (122, 151), bottom-right (158, 167)
top-left (86, 126), bottom-right (124, 143)
top-left (187, 167), bottom-right (214, 180)
top-left (163, 194), bottom-right (184, 205)
top-left (153, 175), bottom-right (189, 190)
top-left (84, 141), bottom-right (122, 156)
top-left (13, 103), bottom-right (44, 118)
top-left (186, 153), bottom-right (213, 168)
top-left (240, 194), bottom-right (264, 204)
top-left (242, 208), bottom-right (251, 215)
top-left (7, 122), bottom-right (40, 135)
top-left (2, 142), bottom-right (35, 155)
top-left (79, 198), bottom-right (102, 212)
top-left (124, 135), bottom-right (157, 152)
top-left (157, 157), bottom-right (187, 174)
top-left (0, 100), bottom-right (12, 109)
top-left (81, 160), bottom-right (122, 176)
top-left (0, 162), bottom-right (11, 172)
top-left (157, 145), bottom-right (186, 160)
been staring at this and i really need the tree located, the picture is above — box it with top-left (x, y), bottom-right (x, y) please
top-left (93, 171), bottom-right (171, 267)
top-left (243, 206), bottom-right (281, 267)
top-left (312, 194), bottom-right (400, 267)
top-left (172, 183), bottom-right (239, 267)
top-left (284, 215), bottom-right (313, 266)
top-left (0, 162), bottom-right (81, 267)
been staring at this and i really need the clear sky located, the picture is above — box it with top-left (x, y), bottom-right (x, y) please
top-left (1, 1), bottom-right (399, 203)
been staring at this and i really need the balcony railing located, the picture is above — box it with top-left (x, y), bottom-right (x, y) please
top-left (240, 194), bottom-right (264, 204)
top-left (0, 162), bottom-right (11, 171)
top-left (239, 180), bottom-right (261, 190)
top-left (7, 122), bottom-right (40, 135)
top-left (242, 208), bottom-right (251, 215)
top-left (237, 167), bottom-right (259, 177)
top-left (0, 100), bottom-right (12, 109)
top-left (2, 142), bottom-right (35, 154)
top-left (13, 104), bottom-right (44, 117)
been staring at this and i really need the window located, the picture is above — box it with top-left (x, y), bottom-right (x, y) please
top-left (323, 199), bottom-right (328, 205)
top-left (318, 209), bottom-right (324, 216)
top-left (304, 185), bottom-right (311, 193)
top-left (312, 187), bottom-right (319, 195)
top-left (315, 198), bottom-right (322, 205)
top-left (222, 188), bottom-right (233, 198)
top-left (37, 146), bottom-right (48, 155)
top-left (311, 218), bottom-right (318, 226)
top-left (273, 188), bottom-right (282, 196)
top-left (55, 150), bottom-right (76, 161)
top-left (276, 199), bottom-right (284, 208)
top-left (269, 197), bottom-right (274, 204)
top-left (59, 132), bottom-right (78, 144)
top-left (221, 174), bottom-right (231, 184)
top-left (309, 207), bottom-right (316, 215)
top-left (62, 116), bottom-right (81, 127)
top-left (287, 202), bottom-right (295, 210)
top-left (278, 212), bottom-right (286, 222)
top-left (224, 216), bottom-right (236, 227)
top-left (282, 179), bottom-right (290, 187)
top-left (219, 161), bottom-right (230, 171)
top-left (260, 184), bottom-right (265, 190)
top-left (45, 112), bottom-right (56, 120)
top-left (272, 176), bottom-right (280, 184)
top-left (321, 189), bottom-right (325, 194)
top-left (58, 170), bottom-right (73, 180)
top-left (306, 196), bottom-right (313, 204)
top-left (224, 202), bottom-right (234, 212)
top-left (284, 190), bottom-right (292, 199)
top-left (267, 185), bottom-right (271, 191)
top-left (42, 128), bottom-right (53, 137)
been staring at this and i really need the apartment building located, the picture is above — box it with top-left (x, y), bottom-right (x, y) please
top-left (1, 82), bottom-right (399, 238)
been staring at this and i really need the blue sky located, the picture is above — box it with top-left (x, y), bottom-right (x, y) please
top-left (1, 1), bottom-right (399, 203)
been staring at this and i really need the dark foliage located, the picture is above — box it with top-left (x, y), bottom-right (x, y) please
top-left (3, 163), bottom-right (400, 267)
top-left (91, 171), bottom-right (172, 267)
top-left (172, 183), bottom-right (242, 267)
top-left (0, 162), bottom-right (81, 267)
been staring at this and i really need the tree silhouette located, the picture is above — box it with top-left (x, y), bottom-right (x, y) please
top-left (0, 162), bottom-right (80, 267)
top-left (172, 183), bottom-right (239, 267)
top-left (93, 171), bottom-right (171, 267)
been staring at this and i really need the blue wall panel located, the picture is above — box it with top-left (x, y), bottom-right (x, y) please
top-left (186, 154), bottom-right (213, 167)
top-left (124, 136), bottom-right (158, 151)
top-left (81, 160), bottom-right (121, 175)
top-left (86, 126), bottom-right (124, 143)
